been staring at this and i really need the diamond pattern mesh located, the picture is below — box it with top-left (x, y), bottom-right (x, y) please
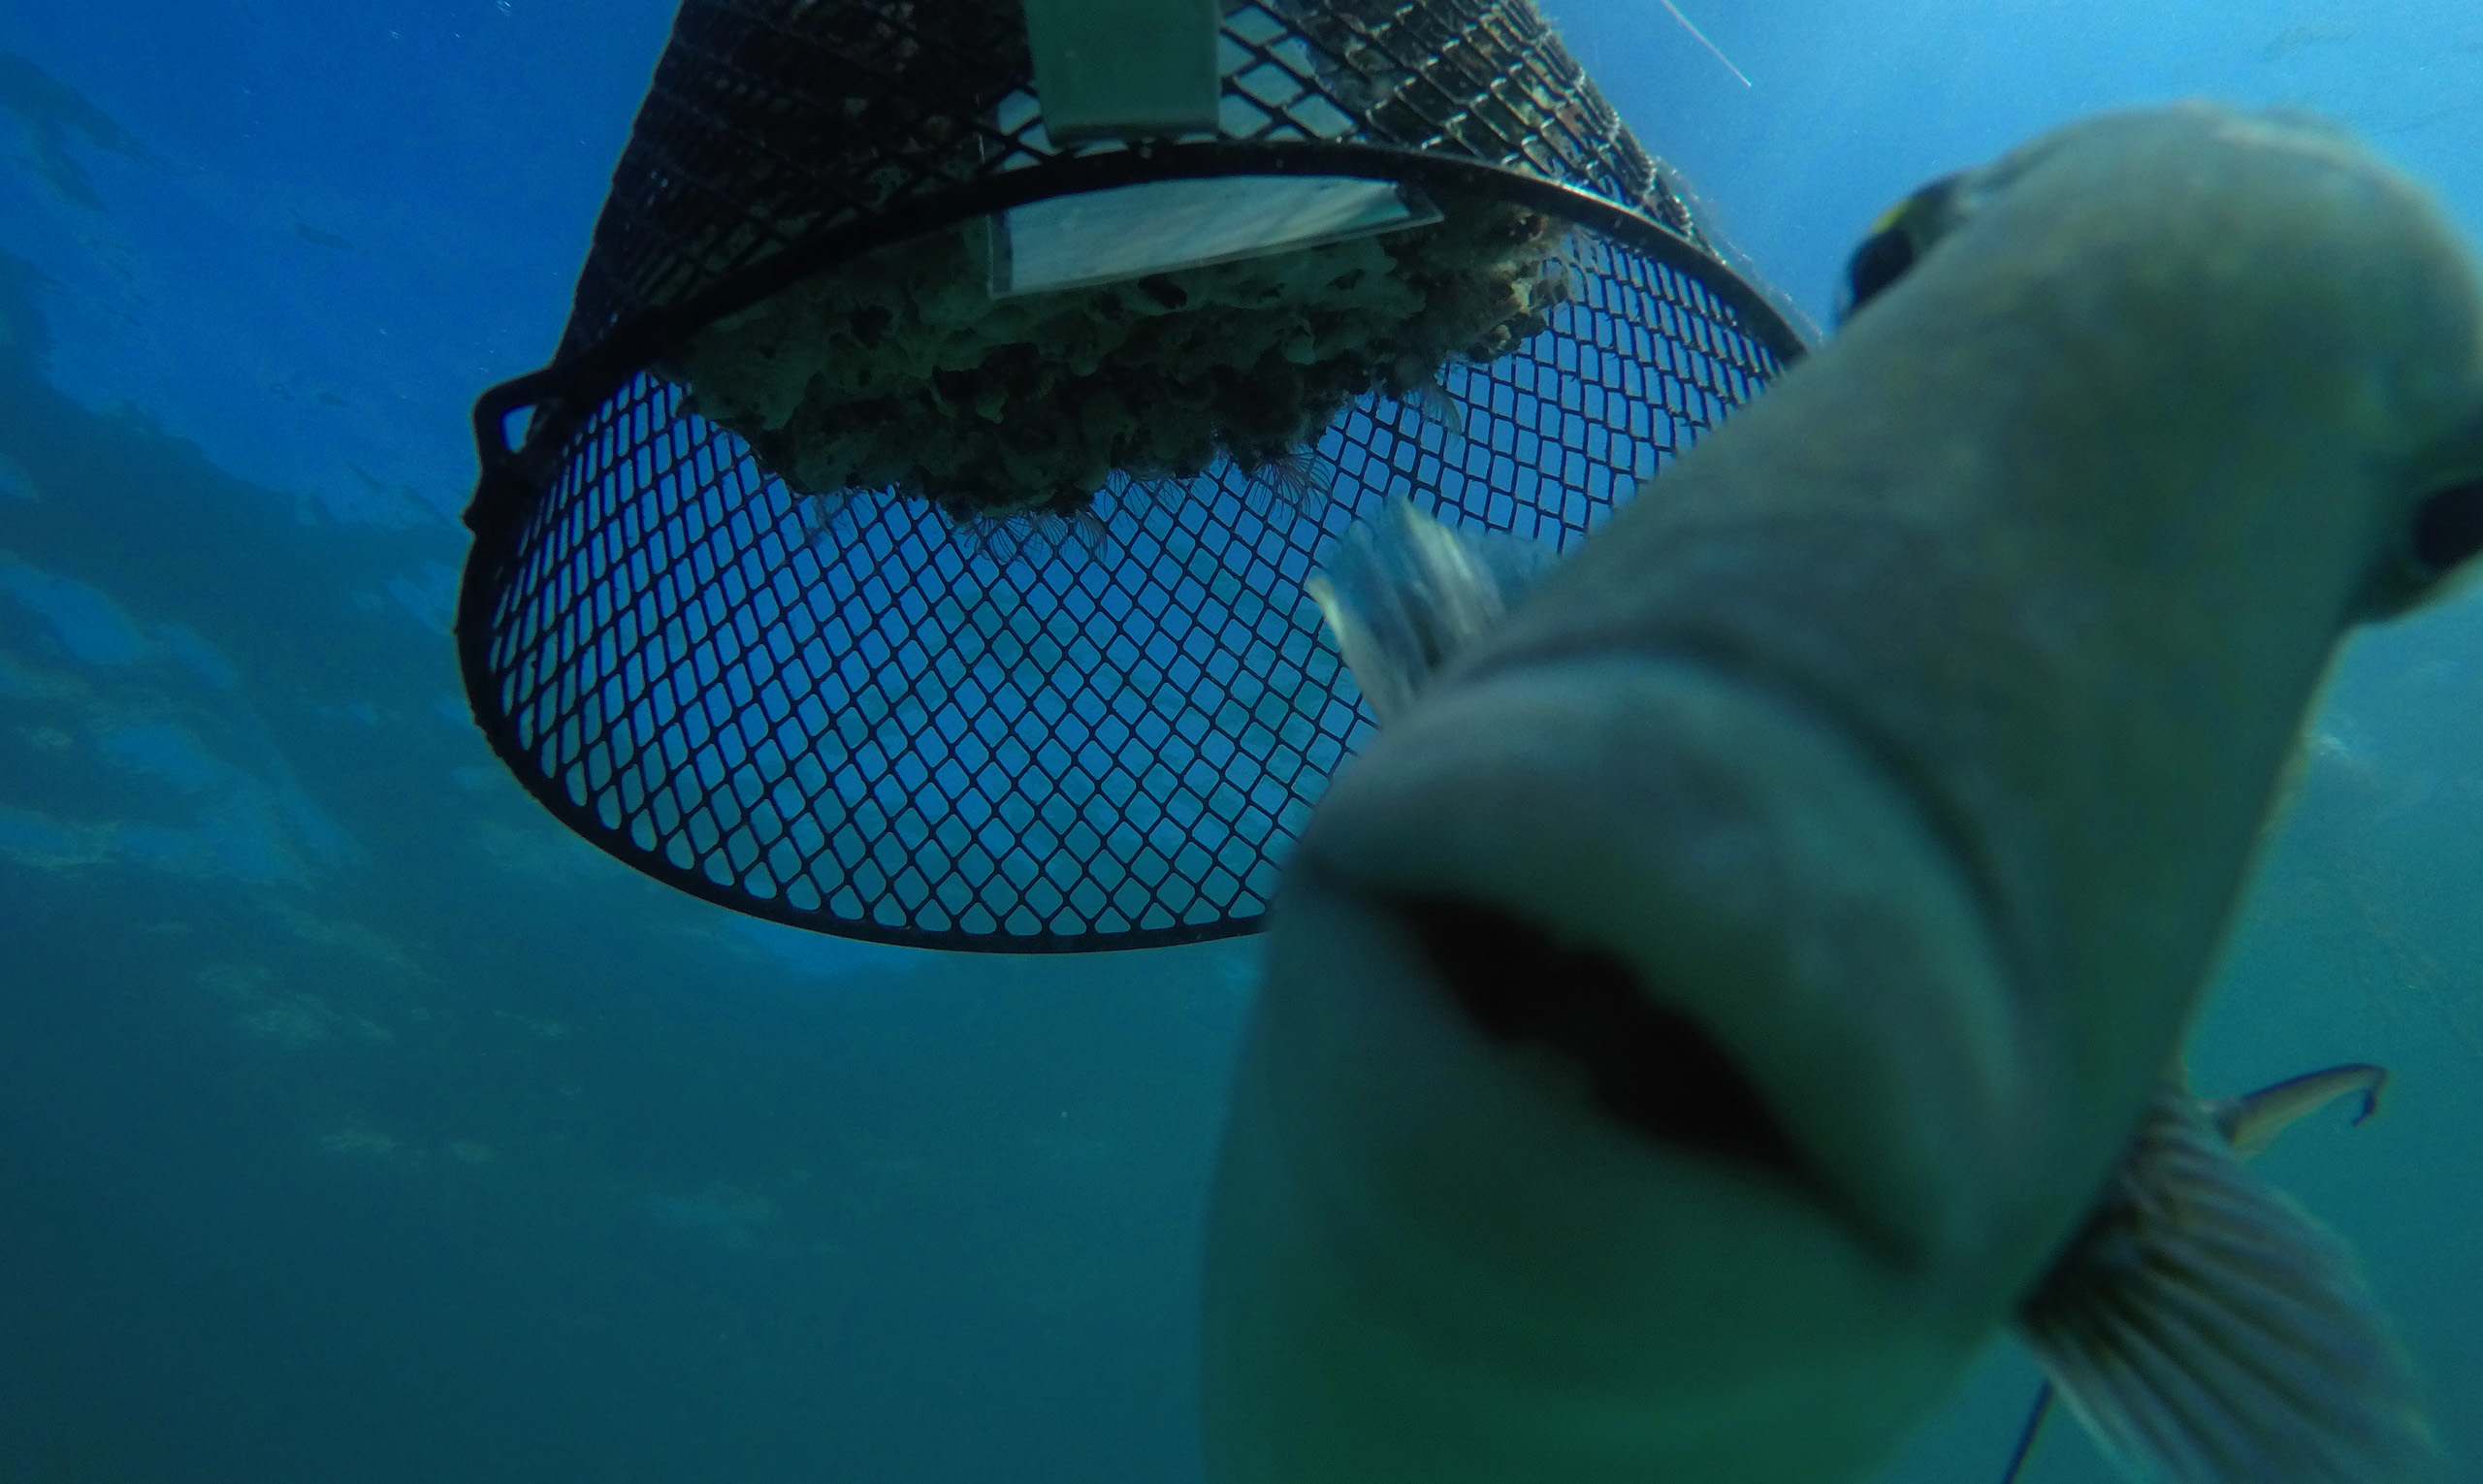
top-left (557, 0), bottom-right (1696, 357)
top-left (460, 0), bottom-right (1801, 950)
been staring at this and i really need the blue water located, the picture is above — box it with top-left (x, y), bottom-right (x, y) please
top-left (1, 2), bottom-right (2478, 1480)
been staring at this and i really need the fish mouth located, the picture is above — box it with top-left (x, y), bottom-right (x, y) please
top-left (1390, 896), bottom-right (1817, 1189)
top-left (1286, 653), bottom-right (2025, 1273)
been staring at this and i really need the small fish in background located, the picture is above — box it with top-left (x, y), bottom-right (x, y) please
top-left (2261, 19), bottom-right (2356, 64)
top-left (290, 216), bottom-right (354, 251)
top-left (2201, 1061), bottom-right (2388, 1156)
top-left (1206, 105), bottom-right (2483, 1484)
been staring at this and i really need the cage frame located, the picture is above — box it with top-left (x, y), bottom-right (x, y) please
top-left (459, 137), bottom-right (1807, 954)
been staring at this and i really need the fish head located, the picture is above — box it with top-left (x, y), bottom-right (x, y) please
top-left (1834, 107), bottom-right (2483, 621)
top-left (1207, 661), bottom-right (2025, 1484)
top-left (1203, 106), bottom-right (2483, 1484)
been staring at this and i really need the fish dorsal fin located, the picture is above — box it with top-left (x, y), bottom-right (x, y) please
top-left (2200, 1063), bottom-right (2388, 1161)
top-left (2015, 1085), bottom-right (2437, 1483)
top-left (1304, 501), bottom-right (1558, 724)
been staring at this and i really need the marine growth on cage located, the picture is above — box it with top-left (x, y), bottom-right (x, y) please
top-left (660, 191), bottom-right (1573, 530)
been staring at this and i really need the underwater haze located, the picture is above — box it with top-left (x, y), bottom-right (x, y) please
top-left (2, 2), bottom-right (2481, 1482)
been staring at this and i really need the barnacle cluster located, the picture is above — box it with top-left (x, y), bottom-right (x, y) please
top-left (660, 192), bottom-right (1571, 527)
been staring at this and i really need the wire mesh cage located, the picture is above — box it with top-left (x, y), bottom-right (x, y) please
top-left (458, 0), bottom-right (1807, 952)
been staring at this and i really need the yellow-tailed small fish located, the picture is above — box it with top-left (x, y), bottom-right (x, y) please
top-left (1206, 105), bottom-right (2483, 1484)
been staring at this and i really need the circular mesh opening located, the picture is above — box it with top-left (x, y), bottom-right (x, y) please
top-left (458, 0), bottom-right (1803, 950)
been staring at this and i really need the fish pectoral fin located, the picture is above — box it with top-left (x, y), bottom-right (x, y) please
top-left (2203, 1063), bottom-right (2389, 1160)
top-left (1306, 501), bottom-right (1558, 724)
top-left (2014, 1086), bottom-right (2437, 1484)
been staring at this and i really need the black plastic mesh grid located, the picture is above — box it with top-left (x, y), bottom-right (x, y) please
top-left (470, 223), bottom-right (1790, 949)
top-left (459, 0), bottom-right (1808, 950)
top-left (555, 0), bottom-right (1697, 361)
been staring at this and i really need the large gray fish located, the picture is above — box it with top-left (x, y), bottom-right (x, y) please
top-left (1204, 105), bottom-right (2483, 1484)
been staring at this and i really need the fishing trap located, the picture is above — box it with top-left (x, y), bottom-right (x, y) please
top-left (457, 0), bottom-right (1806, 952)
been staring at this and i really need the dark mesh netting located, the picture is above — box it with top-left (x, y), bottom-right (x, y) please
top-left (554, 0), bottom-right (1700, 354)
top-left (458, 0), bottom-right (1806, 952)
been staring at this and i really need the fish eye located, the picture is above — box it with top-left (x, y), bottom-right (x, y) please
top-left (1839, 228), bottom-right (1919, 323)
top-left (2409, 479), bottom-right (2483, 575)
top-left (1835, 173), bottom-right (1967, 326)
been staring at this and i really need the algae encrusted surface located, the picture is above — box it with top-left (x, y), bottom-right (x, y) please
top-left (661, 194), bottom-right (1569, 525)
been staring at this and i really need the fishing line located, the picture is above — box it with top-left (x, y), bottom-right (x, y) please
top-left (1655, 0), bottom-right (1753, 86)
